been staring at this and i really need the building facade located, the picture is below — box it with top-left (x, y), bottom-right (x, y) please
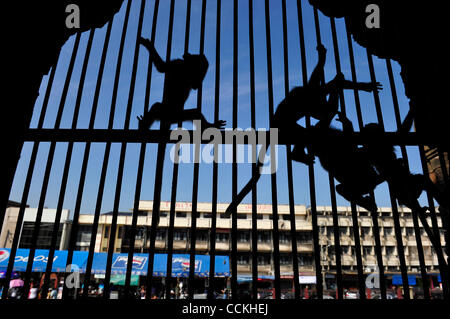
top-left (316, 205), bottom-right (445, 294)
top-left (0, 204), bottom-right (70, 251)
top-left (74, 201), bottom-right (446, 294)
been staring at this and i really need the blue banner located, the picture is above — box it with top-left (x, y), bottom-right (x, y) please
top-left (391, 275), bottom-right (416, 286)
top-left (0, 248), bottom-right (87, 273)
top-left (0, 248), bottom-right (230, 278)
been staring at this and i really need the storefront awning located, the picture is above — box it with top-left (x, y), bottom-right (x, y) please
top-left (391, 275), bottom-right (416, 286)
top-left (0, 248), bottom-right (88, 273)
top-left (82, 252), bottom-right (230, 277)
top-left (0, 248), bottom-right (230, 278)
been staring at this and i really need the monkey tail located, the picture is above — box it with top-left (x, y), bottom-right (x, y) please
top-left (223, 144), bottom-right (270, 218)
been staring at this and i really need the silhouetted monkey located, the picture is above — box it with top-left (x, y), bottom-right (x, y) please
top-left (223, 44), bottom-right (381, 217)
top-left (307, 111), bottom-right (382, 212)
top-left (362, 123), bottom-right (449, 265)
top-left (137, 37), bottom-right (226, 130)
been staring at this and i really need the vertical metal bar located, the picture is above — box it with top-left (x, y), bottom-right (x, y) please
top-left (146, 0), bottom-right (175, 300)
top-left (327, 17), bottom-right (344, 300)
top-left (20, 31), bottom-right (83, 298)
top-left (366, 48), bottom-right (408, 299)
top-left (264, 0), bottom-right (281, 300)
top-left (296, 0), bottom-right (323, 299)
top-left (40, 29), bottom-right (95, 298)
top-left (248, 0), bottom-right (259, 300)
top-left (312, 6), bottom-right (337, 300)
top-left (369, 198), bottom-right (387, 299)
top-left (165, 0), bottom-right (189, 300)
top-left (340, 22), bottom-right (386, 299)
top-left (0, 48), bottom-right (62, 299)
top-left (366, 50), bottom-right (384, 131)
top-left (188, 0), bottom-right (207, 299)
top-left (121, 0), bottom-right (153, 299)
top-left (64, 1), bottom-right (132, 300)
top-left (207, 0), bottom-right (221, 300)
top-left (344, 20), bottom-right (367, 299)
top-left (418, 146), bottom-right (450, 298)
top-left (280, 0), bottom-right (300, 300)
top-left (230, 0), bottom-right (239, 299)
top-left (351, 203), bottom-right (366, 298)
top-left (344, 22), bottom-right (364, 130)
top-left (390, 194), bottom-right (411, 299)
top-left (386, 59), bottom-right (430, 299)
top-left (73, 24), bottom-right (114, 299)
top-left (103, 0), bottom-right (145, 299)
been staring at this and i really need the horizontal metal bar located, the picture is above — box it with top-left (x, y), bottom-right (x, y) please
top-left (24, 128), bottom-right (446, 146)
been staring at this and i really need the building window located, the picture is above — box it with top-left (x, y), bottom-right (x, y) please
top-left (383, 227), bottom-right (393, 237)
top-left (174, 230), bottom-right (187, 241)
top-left (282, 215), bottom-right (291, 221)
top-left (155, 229), bottom-right (166, 241)
top-left (409, 246), bottom-right (418, 257)
top-left (386, 246), bottom-right (395, 256)
top-left (339, 227), bottom-right (348, 236)
top-left (135, 227), bottom-right (147, 240)
top-left (75, 225), bottom-right (92, 251)
top-left (405, 227), bottom-right (414, 236)
top-left (361, 227), bottom-right (371, 236)
top-left (326, 226), bottom-right (334, 235)
top-left (237, 231), bottom-right (250, 243)
top-left (298, 254), bottom-right (313, 266)
top-left (258, 254), bottom-right (271, 265)
top-left (203, 213), bottom-right (212, 218)
top-left (363, 246), bottom-right (373, 255)
top-left (160, 212), bottom-right (168, 218)
top-left (387, 266), bottom-right (398, 272)
top-left (176, 212), bottom-right (187, 218)
top-left (104, 226), bottom-right (110, 239)
top-left (349, 227), bottom-right (354, 238)
top-left (359, 211), bottom-right (369, 217)
top-left (327, 246), bottom-right (336, 257)
top-left (219, 213), bottom-right (230, 219)
top-left (319, 226), bottom-right (326, 235)
top-left (297, 232), bottom-right (312, 242)
top-left (117, 226), bottom-right (123, 239)
top-left (279, 232), bottom-right (290, 244)
top-left (342, 266), bottom-right (352, 272)
top-left (280, 254), bottom-right (292, 265)
top-left (237, 255), bottom-right (250, 265)
top-left (18, 222), bottom-right (64, 250)
top-left (197, 230), bottom-right (209, 242)
top-left (216, 232), bottom-right (229, 243)
top-left (257, 231), bottom-right (271, 243)
top-left (237, 213), bottom-right (247, 220)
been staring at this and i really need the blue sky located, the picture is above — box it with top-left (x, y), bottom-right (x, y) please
top-left (10, 0), bottom-right (428, 217)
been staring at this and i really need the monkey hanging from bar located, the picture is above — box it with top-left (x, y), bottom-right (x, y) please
top-left (307, 111), bottom-right (383, 212)
top-left (223, 44), bottom-right (382, 217)
top-left (362, 123), bottom-right (449, 266)
top-left (137, 37), bottom-right (226, 131)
